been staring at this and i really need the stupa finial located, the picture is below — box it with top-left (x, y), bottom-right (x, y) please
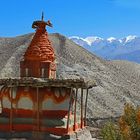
top-left (32, 12), bottom-right (53, 29)
top-left (41, 11), bottom-right (44, 21)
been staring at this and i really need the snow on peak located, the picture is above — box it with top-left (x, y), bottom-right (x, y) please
top-left (69, 36), bottom-right (92, 46)
top-left (70, 35), bottom-right (138, 46)
top-left (107, 37), bottom-right (116, 42)
top-left (69, 36), bottom-right (86, 42)
top-left (85, 36), bottom-right (103, 46)
top-left (125, 35), bottom-right (137, 43)
top-left (119, 39), bottom-right (123, 43)
top-left (69, 36), bottom-right (82, 40)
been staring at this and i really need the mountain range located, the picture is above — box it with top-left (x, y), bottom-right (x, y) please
top-left (70, 35), bottom-right (140, 63)
top-left (0, 33), bottom-right (140, 119)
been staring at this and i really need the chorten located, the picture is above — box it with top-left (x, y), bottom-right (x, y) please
top-left (0, 13), bottom-right (96, 139)
top-left (20, 12), bottom-right (56, 78)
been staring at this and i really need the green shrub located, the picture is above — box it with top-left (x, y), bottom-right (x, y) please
top-left (101, 104), bottom-right (140, 140)
top-left (101, 122), bottom-right (122, 140)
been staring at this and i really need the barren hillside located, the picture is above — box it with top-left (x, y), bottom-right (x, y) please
top-left (0, 33), bottom-right (140, 118)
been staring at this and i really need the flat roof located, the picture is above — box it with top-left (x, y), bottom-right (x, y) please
top-left (0, 78), bottom-right (96, 89)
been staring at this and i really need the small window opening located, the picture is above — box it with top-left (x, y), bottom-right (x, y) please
top-left (25, 68), bottom-right (29, 77)
top-left (41, 68), bottom-right (45, 78)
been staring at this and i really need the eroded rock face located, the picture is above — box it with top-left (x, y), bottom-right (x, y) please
top-left (0, 33), bottom-right (140, 118)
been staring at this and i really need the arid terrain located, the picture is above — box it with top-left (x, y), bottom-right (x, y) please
top-left (0, 33), bottom-right (140, 119)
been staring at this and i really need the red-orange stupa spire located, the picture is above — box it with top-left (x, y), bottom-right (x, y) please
top-left (20, 13), bottom-right (56, 78)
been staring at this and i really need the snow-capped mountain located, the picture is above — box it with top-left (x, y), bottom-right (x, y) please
top-left (107, 37), bottom-right (117, 43)
top-left (124, 35), bottom-right (137, 43)
top-left (69, 36), bottom-right (104, 46)
top-left (70, 35), bottom-right (140, 63)
top-left (85, 36), bottom-right (103, 45)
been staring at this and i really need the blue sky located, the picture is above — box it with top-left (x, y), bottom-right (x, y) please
top-left (0, 0), bottom-right (140, 38)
